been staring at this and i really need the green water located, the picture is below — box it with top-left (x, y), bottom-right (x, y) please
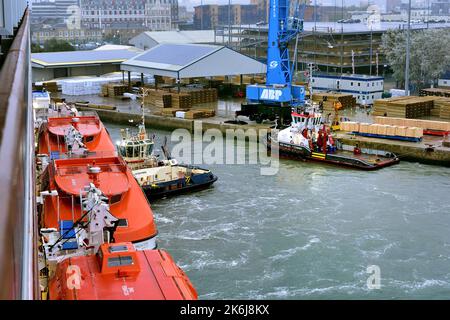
top-left (107, 123), bottom-right (450, 300)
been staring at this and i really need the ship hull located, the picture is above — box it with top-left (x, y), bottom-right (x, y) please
top-left (267, 136), bottom-right (400, 171)
top-left (142, 170), bottom-right (218, 201)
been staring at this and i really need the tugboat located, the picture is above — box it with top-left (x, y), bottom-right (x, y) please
top-left (48, 243), bottom-right (198, 300)
top-left (267, 103), bottom-right (400, 170)
top-left (117, 104), bottom-right (218, 201)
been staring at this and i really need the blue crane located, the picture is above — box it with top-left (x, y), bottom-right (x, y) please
top-left (237, 0), bottom-right (306, 125)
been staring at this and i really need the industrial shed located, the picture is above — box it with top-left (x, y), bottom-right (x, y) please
top-left (121, 43), bottom-right (267, 87)
top-left (129, 30), bottom-right (215, 51)
top-left (31, 47), bottom-right (142, 83)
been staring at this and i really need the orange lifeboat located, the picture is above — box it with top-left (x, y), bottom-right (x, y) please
top-left (48, 243), bottom-right (198, 300)
top-left (38, 112), bottom-right (116, 158)
top-left (41, 156), bottom-right (158, 252)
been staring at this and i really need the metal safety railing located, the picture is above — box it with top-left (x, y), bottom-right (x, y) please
top-left (0, 8), bottom-right (38, 300)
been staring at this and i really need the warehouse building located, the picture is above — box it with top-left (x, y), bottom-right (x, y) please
top-left (121, 43), bottom-right (266, 91)
top-left (31, 46), bottom-right (142, 83)
top-left (129, 30), bottom-right (215, 51)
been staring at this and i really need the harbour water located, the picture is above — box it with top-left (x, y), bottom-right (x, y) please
top-left (108, 122), bottom-right (450, 300)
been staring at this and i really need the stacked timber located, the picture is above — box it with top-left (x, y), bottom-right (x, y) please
top-left (107, 84), bottom-right (128, 97)
top-left (372, 96), bottom-right (434, 118)
top-left (146, 89), bottom-right (173, 108)
top-left (177, 108), bottom-right (215, 119)
top-left (166, 88), bottom-right (219, 105)
top-left (43, 81), bottom-right (58, 93)
top-left (171, 93), bottom-right (192, 109)
top-left (160, 108), bottom-right (189, 117)
top-left (196, 108), bottom-right (216, 117)
top-left (312, 93), bottom-right (356, 110)
top-left (187, 88), bottom-right (218, 104)
top-left (184, 110), bottom-right (206, 119)
top-left (420, 88), bottom-right (450, 97)
top-left (101, 84), bottom-right (109, 97)
top-left (340, 122), bottom-right (360, 132)
top-left (374, 116), bottom-right (450, 131)
top-left (434, 97), bottom-right (450, 120)
top-left (341, 121), bottom-right (423, 139)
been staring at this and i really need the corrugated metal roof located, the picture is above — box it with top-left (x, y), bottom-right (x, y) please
top-left (32, 48), bottom-right (142, 68)
top-left (134, 44), bottom-right (219, 68)
top-left (142, 30), bottom-right (215, 44)
top-left (121, 43), bottom-right (266, 78)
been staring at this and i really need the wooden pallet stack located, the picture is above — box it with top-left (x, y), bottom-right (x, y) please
top-left (420, 88), bottom-right (450, 97)
top-left (165, 88), bottom-right (218, 105)
top-left (312, 93), bottom-right (356, 110)
top-left (100, 84), bottom-right (109, 97)
top-left (145, 89), bottom-right (173, 108)
top-left (374, 116), bottom-right (450, 131)
top-left (43, 81), bottom-right (58, 93)
top-left (372, 97), bottom-right (434, 118)
top-left (436, 97), bottom-right (450, 119)
top-left (188, 88), bottom-right (218, 104)
top-left (184, 110), bottom-right (206, 119)
top-left (171, 93), bottom-right (192, 108)
top-left (107, 84), bottom-right (128, 97)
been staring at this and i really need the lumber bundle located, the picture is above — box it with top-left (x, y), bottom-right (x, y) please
top-left (186, 88), bottom-right (218, 104)
top-left (43, 81), bottom-right (58, 93)
top-left (171, 93), bottom-right (192, 109)
top-left (182, 109), bottom-right (215, 119)
top-left (107, 84), bottom-right (127, 97)
top-left (145, 89), bottom-right (173, 108)
top-left (434, 97), bottom-right (450, 120)
top-left (341, 121), bottom-right (423, 138)
top-left (165, 88), bottom-right (219, 105)
top-left (99, 83), bottom-right (128, 97)
top-left (372, 96), bottom-right (434, 118)
top-left (160, 108), bottom-right (189, 117)
top-left (340, 121), bottom-right (360, 132)
top-left (420, 88), bottom-right (450, 98)
top-left (312, 93), bottom-right (356, 110)
top-left (374, 116), bottom-right (450, 131)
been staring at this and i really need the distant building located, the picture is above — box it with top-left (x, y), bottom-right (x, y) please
top-left (80, 0), bottom-right (177, 30)
top-left (194, 4), bottom-right (258, 30)
top-left (129, 30), bottom-right (215, 50)
top-left (432, 0), bottom-right (450, 15)
top-left (30, 0), bottom-right (80, 24)
top-left (312, 74), bottom-right (384, 105)
top-left (386, 0), bottom-right (402, 13)
top-left (439, 71), bottom-right (450, 88)
top-left (31, 24), bottom-right (103, 45)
